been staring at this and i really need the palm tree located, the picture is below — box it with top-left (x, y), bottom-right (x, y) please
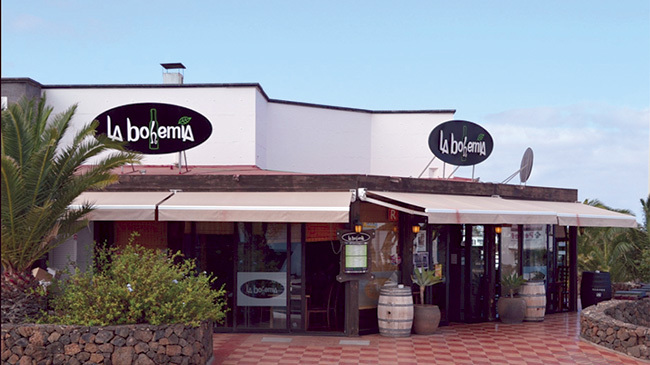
top-left (635, 195), bottom-right (650, 282)
top-left (1, 95), bottom-right (141, 323)
top-left (578, 199), bottom-right (645, 283)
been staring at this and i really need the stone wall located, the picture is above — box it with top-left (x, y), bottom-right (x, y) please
top-left (580, 299), bottom-right (649, 361)
top-left (1, 321), bottom-right (213, 365)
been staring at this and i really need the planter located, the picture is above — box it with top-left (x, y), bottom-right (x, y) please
top-left (413, 304), bottom-right (441, 335)
top-left (497, 297), bottom-right (526, 324)
top-left (1, 321), bottom-right (214, 364)
top-left (580, 299), bottom-right (650, 361)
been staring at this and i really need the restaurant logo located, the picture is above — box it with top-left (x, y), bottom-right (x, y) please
top-left (340, 232), bottom-right (372, 243)
top-left (427, 120), bottom-right (493, 166)
top-left (240, 279), bottom-right (285, 299)
top-left (94, 103), bottom-right (213, 154)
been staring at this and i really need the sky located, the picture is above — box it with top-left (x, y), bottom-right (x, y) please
top-left (2, 1), bottom-right (649, 221)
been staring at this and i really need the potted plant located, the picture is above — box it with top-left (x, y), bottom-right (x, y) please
top-left (497, 271), bottom-right (527, 324)
top-left (411, 268), bottom-right (444, 334)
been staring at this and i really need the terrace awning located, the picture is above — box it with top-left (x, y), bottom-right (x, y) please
top-left (157, 191), bottom-right (353, 223)
top-left (361, 190), bottom-right (637, 228)
top-left (70, 192), bottom-right (173, 221)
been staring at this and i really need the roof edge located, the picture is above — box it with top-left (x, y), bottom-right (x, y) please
top-left (1, 78), bottom-right (455, 114)
top-left (1, 77), bottom-right (44, 88)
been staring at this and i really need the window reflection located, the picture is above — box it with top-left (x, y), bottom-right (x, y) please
top-left (358, 222), bottom-right (400, 309)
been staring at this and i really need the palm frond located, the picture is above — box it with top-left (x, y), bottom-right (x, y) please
top-left (1, 94), bottom-right (142, 273)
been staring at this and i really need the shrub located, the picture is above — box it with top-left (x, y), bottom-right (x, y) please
top-left (41, 235), bottom-right (228, 327)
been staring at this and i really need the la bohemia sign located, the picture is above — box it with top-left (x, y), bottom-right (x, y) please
top-left (428, 120), bottom-right (494, 166)
top-left (94, 103), bottom-right (213, 155)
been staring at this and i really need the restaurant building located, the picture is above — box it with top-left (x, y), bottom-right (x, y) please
top-left (1, 69), bottom-right (637, 336)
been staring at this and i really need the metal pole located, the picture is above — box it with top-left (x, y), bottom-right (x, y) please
top-left (417, 156), bottom-right (437, 178)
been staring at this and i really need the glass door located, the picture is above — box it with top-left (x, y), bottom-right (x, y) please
top-left (235, 223), bottom-right (300, 331)
top-left (467, 225), bottom-right (487, 322)
top-left (548, 225), bottom-right (569, 313)
top-left (522, 225), bottom-right (548, 282)
top-left (447, 224), bottom-right (489, 322)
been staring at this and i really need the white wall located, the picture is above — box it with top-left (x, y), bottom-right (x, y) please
top-left (370, 113), bottom-right (453, 178)
top-left (264, 102), bottom-right (372, 174)
top-left (48, 226), bottom-right (94, 273)
top-left (45, 86), bottom-right (259, 167)
top-left (43, 85), bottom-right (454, 177)
top-left (255, 90), bottom-right (268, 169)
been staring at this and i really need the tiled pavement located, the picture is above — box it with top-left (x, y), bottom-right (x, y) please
top-left (212, 312), bottom-right (647, 364)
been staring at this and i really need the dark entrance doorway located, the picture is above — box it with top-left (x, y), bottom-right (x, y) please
top-left (446, 225), bottom-right (496, 323)
top-left (304, 241), bottom-right (344, 332)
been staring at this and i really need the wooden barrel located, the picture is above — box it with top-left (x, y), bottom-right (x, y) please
top-left (520, 281), bottom-right (546, 322)
top-left (377, 285), bottom-right (413, 337)
top-left (580, 271), bottom-right (611, 309)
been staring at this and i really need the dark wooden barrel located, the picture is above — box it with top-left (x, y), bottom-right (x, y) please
top-left (377, 286), bottom-right (413, 337)
top-left (580, 271), bottom-right (612, 309)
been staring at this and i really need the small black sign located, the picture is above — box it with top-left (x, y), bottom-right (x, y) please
top-left (340, 231), bottom-right (372, 243)
top-left (427, 120), bottom-right (494, 166)
top-left (94, 103), bottom-right (213, 155)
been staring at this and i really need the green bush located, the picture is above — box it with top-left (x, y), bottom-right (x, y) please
top-left (41, 235), bottom-right (228, 327)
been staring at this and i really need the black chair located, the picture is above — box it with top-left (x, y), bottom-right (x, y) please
top-left (306, 282), bottom-right (336, 330)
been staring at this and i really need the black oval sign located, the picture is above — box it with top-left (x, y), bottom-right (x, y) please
top-left (340, 232), bottom-right (372, 242)
top-left (94, 103), bottom-right (213, 155)
top-left (240, 279), bottom-right (285, 299)
top-left (428, 120), bottom-right (493, 166)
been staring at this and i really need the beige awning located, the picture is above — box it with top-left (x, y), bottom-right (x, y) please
top-left (364, 191), bottom-right (557, 225)
top-left (363, 191), bottom-right (637, 228)
top-left (528, 200), bottom-right (638, 228)
top-left (70, 192), bottom-right (174, 221)
top-left (158, 191), bottom-right (353, 223)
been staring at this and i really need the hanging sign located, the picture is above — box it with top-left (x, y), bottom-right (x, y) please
top-left (427, 120), bottom-right (493, 166)
top-left (94, 103), bottom-right (213, 154)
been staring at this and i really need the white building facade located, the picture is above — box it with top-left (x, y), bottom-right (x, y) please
top-left (3, 79), bottom-right (455, 178)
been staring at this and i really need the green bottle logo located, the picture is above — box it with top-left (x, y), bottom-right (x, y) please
top-left (149, 108), bottom-right (159, 150)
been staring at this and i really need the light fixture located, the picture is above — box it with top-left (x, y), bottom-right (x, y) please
top-left (495, 226), bottom-right (502, 234)
top-left (354, 224), bottom-right (363, 233)
top-left (412, 225), bottom-right (420, 234)
top-left (392, 226), bottom-right (399, 233)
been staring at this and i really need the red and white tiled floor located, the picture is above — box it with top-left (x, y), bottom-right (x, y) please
top-left (212, 312), bottom-right (647, 364)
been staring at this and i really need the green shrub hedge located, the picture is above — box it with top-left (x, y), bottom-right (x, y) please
top-left (41, 235), bottom-right (228, 327)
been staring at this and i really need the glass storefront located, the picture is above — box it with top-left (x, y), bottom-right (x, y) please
top-left (359, 222), bottom-right (401, 309)
top-left (236, 223), bottom-right (290, 329)
top-left (500, 224), bottom-right (520, 296)
top-left (522, 224), bottom-right (548, 282)
top-left (97, 218), bottom-right (569, 335)
top-left (185, 222), bottom-right (344, 333)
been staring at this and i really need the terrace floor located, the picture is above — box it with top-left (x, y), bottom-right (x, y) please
top-left (212, 312), bottom-right (647, 364)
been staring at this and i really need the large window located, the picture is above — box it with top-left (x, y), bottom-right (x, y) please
top-left (236, 223), bottom-right (289, 329)
top-left (500, 224), bottom-right (520, 296)
top-left (523, 225), bottom-right (548, 282)
top-left (358, 222), bottom-right (400, 309)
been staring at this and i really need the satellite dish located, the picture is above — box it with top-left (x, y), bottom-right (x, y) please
top-left (501, 147), bottom-right (534, 184)
top-left (519, 147), bottom-right (534, 184)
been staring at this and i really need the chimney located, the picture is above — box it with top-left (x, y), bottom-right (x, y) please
top-left (161, 63), bottom-right (186, 84)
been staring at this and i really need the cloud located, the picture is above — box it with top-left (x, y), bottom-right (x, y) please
top-left (471, 103), bottom-right (648, 220)
top-left (10, 14), bottom-right (47, 32)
